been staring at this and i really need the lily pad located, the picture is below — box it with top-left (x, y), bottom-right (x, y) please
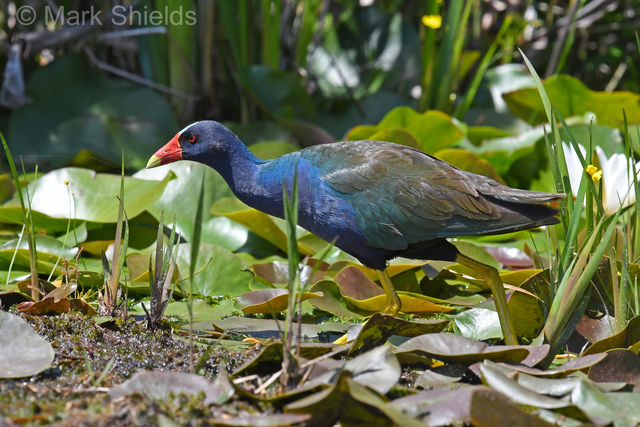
top-left (348, 313), bottom-right (449, 355)
top-left (582, 316), bottom-right (640, 355)
top-left (134, 163), bottom-right (247, 250)
top-left (238, 289), bottom-right (322, 314)
top-left (7, 168), bottom-right (174, 223)
top-left (0, 310), bottom-right (55, 378)
top-left (395, 333), bottom-right (530, 364)
top-left (587, 350), bottom-right (640, 388)
top-left (174, 243), bottom-right (253, 297)
top-left (346, 106), bottom-right (464, 154)
top-left (503, 74), bottom-right (640, 130)
top-left (109, 370), bottom-right (234, 405)
top-left (391, 385), bottom-right (554, 426)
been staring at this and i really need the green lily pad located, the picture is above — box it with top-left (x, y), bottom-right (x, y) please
top-left (346, 106), bottom-right (464, 154)
top-left (504, 74), bottom-right (640, 130)
top-left (134, 163), bottom-right (247, 251)
top-left (175, 243), bottom-right (253, 297)
top-left (7, 168), bottom-right (174, 223)
top-left (434, 148), bottom-right (505, 183)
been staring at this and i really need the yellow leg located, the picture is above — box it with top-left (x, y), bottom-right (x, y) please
top-left (455, 253), bottom-right (519, 345)
top-left (378, 270), bottom-right (402, 316)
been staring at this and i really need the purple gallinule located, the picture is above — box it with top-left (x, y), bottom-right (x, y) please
top-left (148, 121), bottom-right (563, 344)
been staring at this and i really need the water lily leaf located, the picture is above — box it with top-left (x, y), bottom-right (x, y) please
top-left (508, 270), bottom-right (551, 339)
top-left (348, 313), bottom-right (449, 355)
top-left (1, 235), bottom-right (78, 261)
top-left (249, 141), bottom-right (299, 159)
top-left (0, 206), bottom-right (70, 232)
top-left (346, 107), bottom-right (463, 154)
top-left (434, 148), bottom-right (504, 183)
top-left (286, 370), bottom-right (421, 427)
top-left (395, 333), bottom-right (530, 364)
top-left (17, 297), bottom-right (70, 315)
top-left (504, 74), bottom-right (640, 130)
top-left (134, 163), bottom-right (247, 251)
top-left (212, 317), bottom-right (348, 341)
top-left (516, 371), bottom-right (626, 397)
top-left (334, 266), bottom-right (384, 300)
top-left (8, 54), bottom-right (178, 169)
top-left (489, 353), bottom-right (607, 378)
top-left (308, 280), bottom-right (365, 318)
top-left (587, 349), bottom-right (640, 388)
top-left (0, 250), bottom-right (66, 276)
top-left (56, 222), bottom-right (88, 246)
top-left (109, 371), bottom-right (233, 405)
top-left (238, 289), bottom-right (322, 314)
top-left (345, 293), bottom-right (454, 314)
top-left (233, 342), bottom-right (345, 378)
top-left (576, 314), bottom-right (616, 343)
top-left (454, 308), bottom-right (503, 341)
top-left (485, 247), bottom-right (534, 269)
top-left (252, 261), bottom-right (329, 286)
top-left (175, 243), bottom-right (252, 297)
top-left (368, 128), bottom-right (422, 149)
top-left (208, 414), bottom-right (311, 427)
top-left (582, 316), bottom-right (640, 355)
top-left (570, 379), bottom-right (640, 425)
top-left (467, 126), bottom-right (514, 145)
top-left (415, 370), bottom-right (461, 389)
top-left (0, 290), bottom-right (30, 309)
top-left (308, 345), bottom-right (401, 395)
top-left (479, 361), bottom-right (570, 409)
top-left (211, 197), bottom-right (289, 254)
top-left (7, 168), bottom-right (174, 223)
top-left (391, 385), bottom-right (554, 426)
top-left (0, 310), bottom-right (54, 378)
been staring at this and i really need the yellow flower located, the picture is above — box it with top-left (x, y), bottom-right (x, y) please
top-left (422, 15), bottom-right (442, 29)
top-left (585, 165), bottom-right (598, 176)
top-left (64, 180), bottom-right (69, 185)
top-left (586, 164), bottom-right (603, 182)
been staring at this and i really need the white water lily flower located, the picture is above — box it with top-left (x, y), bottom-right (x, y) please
top-left (563, 142), bottom-right (640, 216)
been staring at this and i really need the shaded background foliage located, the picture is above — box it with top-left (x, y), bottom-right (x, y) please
top-left (1, 0), bottom-right (638, 171)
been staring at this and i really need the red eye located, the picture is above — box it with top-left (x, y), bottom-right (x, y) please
top-left (188, 134), bottom-right (197, 144)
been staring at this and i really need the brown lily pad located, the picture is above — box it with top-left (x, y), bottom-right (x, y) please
top-left (253, 260), bottom-right (329, 285)
top-left (588, 349), bottom-right (640, 388)
top-left (582, 316), bottom-right (640, 355)
top-left (238, 289), bottom-right (322, 314)
top-left (576, 314), bottom-right (616, 343)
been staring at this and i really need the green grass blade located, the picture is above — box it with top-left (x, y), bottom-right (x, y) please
top-left (1, 132), bottom-right (39, 298)
top-left (455, 15), bottom-right (511, 119)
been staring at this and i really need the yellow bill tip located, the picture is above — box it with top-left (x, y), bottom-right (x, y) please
top-left (146, 154), bottom-right (162, 169)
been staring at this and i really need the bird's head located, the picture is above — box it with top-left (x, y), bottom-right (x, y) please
top-left (146, 121), bottom-right (237, 168)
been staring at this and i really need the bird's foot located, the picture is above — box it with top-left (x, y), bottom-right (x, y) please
top-left (382, 300), bottom-right (402, 317)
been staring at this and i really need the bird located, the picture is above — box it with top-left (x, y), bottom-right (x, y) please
top-left (147, 120), bottom-right (563, 344)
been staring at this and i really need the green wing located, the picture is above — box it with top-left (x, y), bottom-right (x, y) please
top-left (302, 141), bottom-right (560, 250)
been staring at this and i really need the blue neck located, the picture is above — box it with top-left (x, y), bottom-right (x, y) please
top-left (205, 137), bottom-right (286, 216)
